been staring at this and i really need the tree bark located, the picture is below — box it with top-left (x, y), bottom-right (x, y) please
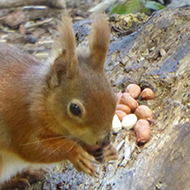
top-left (1, 5), bottom-right (190, 190)
top-left (41, 6), bottom-right (190, 190)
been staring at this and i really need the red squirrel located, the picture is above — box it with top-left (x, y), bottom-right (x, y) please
top-left (0, 15), bottom-right (117, 186)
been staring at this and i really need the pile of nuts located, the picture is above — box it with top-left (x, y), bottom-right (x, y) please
top-left (112, 84), bottom-right (154, 145)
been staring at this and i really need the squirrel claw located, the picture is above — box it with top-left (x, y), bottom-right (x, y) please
top-left (94, 171), bottom-right (100, 178)
top-left (69, 145), bottom-right (98, 176)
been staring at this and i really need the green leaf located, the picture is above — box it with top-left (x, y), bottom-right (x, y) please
top-left (142, 7), bottom-right (151, 14)
top-left (111, 4), bottom-right (129, 15)
top-left (111, 0), bottom-right (144, 15)
top-left (145, 1), bottom-right (165, 10)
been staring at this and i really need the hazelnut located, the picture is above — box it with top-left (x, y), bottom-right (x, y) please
top-left (134, 105), bottom-right (153, 121)
top-left (116, 104), bottom-right (131, 114)
top-left (120, 93), bottom-right (139, 111)
top-left (122, 114), bottom-right (137, 130)
top-left (83, 144), bottom-right (100, 152)
top-left (134, 119), bottom-right (150, 132)
top-left (112, 114), bottom-right (122, 133)
top-left (135, 125), bottom-right (151, 144)
top-left (125, 84), bottom-right (141, 99)
top-left (115, 110), bottom-right (127, 121)
top-left (116, 92), bottom-right (123, 104)
top-left (141, 88), bottom-right (154, 100)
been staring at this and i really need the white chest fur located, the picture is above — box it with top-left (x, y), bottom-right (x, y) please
top-left (0, 153), bottom-right (54, 183)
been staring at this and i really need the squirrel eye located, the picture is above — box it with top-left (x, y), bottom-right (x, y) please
top-left (69, 103), bottom-right (82, 116)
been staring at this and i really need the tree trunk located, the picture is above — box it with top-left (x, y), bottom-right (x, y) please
top-left (1, 5), bottom-right (190, 190)
top-left (42, 7), bottom-right (190, 190)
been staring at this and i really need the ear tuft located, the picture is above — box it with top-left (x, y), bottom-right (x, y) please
top-left (88, 14), bottom-right (110, 72)
top-left (47, 17), bottom-right (78, 89)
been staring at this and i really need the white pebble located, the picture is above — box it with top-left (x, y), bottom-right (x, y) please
top-left (122, 114), bottom-right (137, 130)
top-left (112, 114), bottom-right (122, 133)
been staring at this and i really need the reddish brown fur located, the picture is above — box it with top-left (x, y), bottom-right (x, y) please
top-left (0, 15), bottom-right (117, 183)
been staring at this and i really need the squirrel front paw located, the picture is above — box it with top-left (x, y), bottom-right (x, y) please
top-left (68, 145), bottom-right (97, 176)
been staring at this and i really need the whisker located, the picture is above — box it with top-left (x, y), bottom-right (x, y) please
top-left (20, 131), bottom-right (94, 162)
top-left (65, 142), bottom-right (75, 153)
top-left (21, 135), bottom-right (66, 146)
top-left (36, 140), bottom-right (75, 162)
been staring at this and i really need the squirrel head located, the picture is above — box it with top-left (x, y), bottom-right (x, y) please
top-left (46, 15), bottom-right (116, 147)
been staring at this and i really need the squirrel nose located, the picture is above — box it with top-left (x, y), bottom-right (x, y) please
top-left (97, 133), bottom-right (111, 148)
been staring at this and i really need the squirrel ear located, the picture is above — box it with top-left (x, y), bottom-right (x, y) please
top-left (88, 14), bottom-right (110, 72)
top-left (47, 17), bottom-right (78, 89)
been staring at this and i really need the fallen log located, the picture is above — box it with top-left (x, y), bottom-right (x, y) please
top-left (42, 6), bottom-right (190, 190)
top-left (1, 5), bottom-right (190, 190)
